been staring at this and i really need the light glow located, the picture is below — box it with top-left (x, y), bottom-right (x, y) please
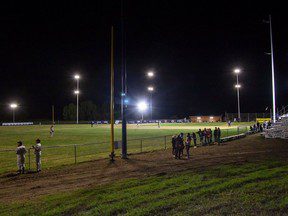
top-left (137, 101), bottom-right (148, 112)
top-left (147, 71), bottom-right (154, 77)
top-left (74, 90), bottom-right (80, 94)
top-left (74, 74), bottom-right (80, 80)
top-left (234, 68), bottom-right (241, 74)
top-left (147, 86), bottom-right (154, 91)
top-left (235, 84), bottom-right (241, 88)
top-left (10, 103), bottom-right (18, 109)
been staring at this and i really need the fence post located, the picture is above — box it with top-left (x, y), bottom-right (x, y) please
top-left (237, 126), bottom-right (240, 135)
top-left (74, 145), bottom-right (77, 164)
top-left (28, 148), bottom-right (31, 171)
top-left (164, 136), bottom-right (167, 150)
top-left (140, 139), bottom-right (143, 153)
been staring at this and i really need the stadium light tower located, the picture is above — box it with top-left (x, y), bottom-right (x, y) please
top-left (147, 86), bottom-right (154, 119)
top-left (10, 103), bottom-right (18, 123)
top-left (74, 74), bottom-right (80, 124)
top-left (137, 101), bottom-right (148, 121)
top-left (234, 68), bottom-right (241, 121)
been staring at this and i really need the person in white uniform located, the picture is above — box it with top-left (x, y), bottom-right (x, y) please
top-left (32, 138), bottom-right (42, 172)
top-left (16, 141), bottom-right (27, 174)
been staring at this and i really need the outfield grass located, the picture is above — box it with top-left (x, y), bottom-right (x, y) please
top-left (1, 160), bottom-right (288, 215)
top-left (0, 122), bottom-right (252, 174)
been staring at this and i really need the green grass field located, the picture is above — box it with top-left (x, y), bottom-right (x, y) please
top-left (0, 122), bottom-right (252, 174)
top-left (1, 160), bottom-right (288, 215)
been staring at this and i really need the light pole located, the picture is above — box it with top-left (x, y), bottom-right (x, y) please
top-left (147, 71), bottom-right (155, 120)
top-left (234, 68), bottom-right (241, 121)
top-left (74, 74), bottom-right (80, 124)
top-left (10, 103), bottom-right (18, 123)
top-left (147, 86), bottom-right (154, 120)
top-left (268, 15), bottom-right (276, 123)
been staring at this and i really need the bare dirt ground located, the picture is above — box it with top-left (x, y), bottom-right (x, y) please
top-left (1, 134), bottom-right (288, 203)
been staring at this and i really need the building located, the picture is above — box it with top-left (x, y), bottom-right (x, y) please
top-left (189, 115), bottom-right (222, 123)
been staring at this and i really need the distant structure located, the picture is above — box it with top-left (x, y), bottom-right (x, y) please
top-left (189, 116), bottom-right (222, 123)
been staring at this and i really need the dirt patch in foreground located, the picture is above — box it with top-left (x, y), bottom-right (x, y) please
top-left (0, 134), bottom-right (287, 203)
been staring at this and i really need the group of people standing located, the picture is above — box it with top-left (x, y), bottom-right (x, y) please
top-left (16, 139), bottom-right (42, 174)
top-left (197, 127), bottom-right (221, 145)
top-left (171, 128), bottom-right (222, 159)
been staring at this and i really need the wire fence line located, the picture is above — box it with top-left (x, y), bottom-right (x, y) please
top-left (0, 126), bottom-right (248, 174)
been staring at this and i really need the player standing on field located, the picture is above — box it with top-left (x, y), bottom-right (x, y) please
top-left (32, 138), bottom-right (42, 172)
top-left (16, 141), bottom-right (27, 174)
top-left (50, 125), bottom-right (55, 137)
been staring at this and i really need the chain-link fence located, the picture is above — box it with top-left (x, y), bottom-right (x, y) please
top-left (0, 126), bottom-right (248, 174)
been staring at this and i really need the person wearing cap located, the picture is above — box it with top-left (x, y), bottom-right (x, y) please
top-left (32, 138), bottom-right (42, 172)
top-left (16, 141), bottom-right (27, 174)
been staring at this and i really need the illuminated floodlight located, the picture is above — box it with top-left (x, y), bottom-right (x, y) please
top-left (10, 103), bottom-right (18, 109)
top-left (147, 86), bottom-right (154, 92)
top-left (137, 101), bottom-right (148, 112)
top-left (74, 74), bottom-right (80, 80)
top-left (147, 71), bottom-right (154, 77)
top-left (210, 116), bottom-right (214, 119)
top-left (74, 90), bottom-right (80, 94)
top-left (235, 84), bottom-right (241, 88)
top-left (197, 117), bottom-right (201, 120)
top-left (234, 68), bottom-right (241, 74)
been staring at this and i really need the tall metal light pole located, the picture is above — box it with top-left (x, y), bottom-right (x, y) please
top-left (234, 68), bottom-right (241, 121)
top-left (121, 0), bottom-right (128, 159)
top-left (74, 74), bottom-right (80, 124)
top-left (147, 86), bottom-right (154, 120)
top-left (147, 71), bottom-right (154, 120)
top-left (10, 103), bottom-right (18, 123)
top-left (268, 15), bottom-right (276, 123)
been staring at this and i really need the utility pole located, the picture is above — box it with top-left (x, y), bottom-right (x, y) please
top-left (121, 0), bottom-right (128, 159)
top-left (110, 26), bottom-right (115, 161)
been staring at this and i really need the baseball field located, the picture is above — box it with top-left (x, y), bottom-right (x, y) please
top-left (1, 133), bottom-right (288, 215)
top-left (0, 122), bottom-right (250, 174)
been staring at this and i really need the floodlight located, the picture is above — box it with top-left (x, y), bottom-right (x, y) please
top-left (234, 68), bottom-right (241, 74)
top-left (210, 116), bottom-right (214, 119)
top-left (197, 117), bottom-right (201, 120)
top-left (74, 74), bottom-right (80, 80)
top-left (235, 84), bottom-right (241, 88)
top-left (147, 71), bottom-right (154, 77)
top-left (10, 103), bottom-right (18, 109)
top-left (74, 90), bottom-right (80, 94)
top-left (147, 86), bottom-right (154, 92)
top-left (137, 101), bottom-right (148, 112)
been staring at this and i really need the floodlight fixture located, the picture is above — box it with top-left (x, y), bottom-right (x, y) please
top-left (147, 71), bottom-right (154, 77)
top-left (147, 86), bottom-right (154, 92)
top-left (137, 101), bottom-right (148, 112)
top-left (234, 68), bottom-right (241, 74)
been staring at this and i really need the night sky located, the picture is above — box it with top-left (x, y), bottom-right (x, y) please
top-left (0, 1), bottom-right (287, 121)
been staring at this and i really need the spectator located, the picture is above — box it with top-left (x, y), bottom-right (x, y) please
top-left (217, 127), bottom-right (221, 144)
top-left (192, 132), bottom-right (197, 148)
top-left (213, 127), bottom-right (218, 143)
top-left (197, 129), bottom-right (203, 145)
top-left (186, 133), bottom-right (191, 159)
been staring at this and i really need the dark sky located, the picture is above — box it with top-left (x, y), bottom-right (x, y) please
top-left (0, 1), bottom-right (287, 120)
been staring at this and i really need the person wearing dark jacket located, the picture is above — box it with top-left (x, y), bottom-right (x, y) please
top-left (192, 132), bottom-right (197, 148)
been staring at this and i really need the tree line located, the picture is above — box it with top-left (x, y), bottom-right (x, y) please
top-left (62, 101), bottom-right (112, 121)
